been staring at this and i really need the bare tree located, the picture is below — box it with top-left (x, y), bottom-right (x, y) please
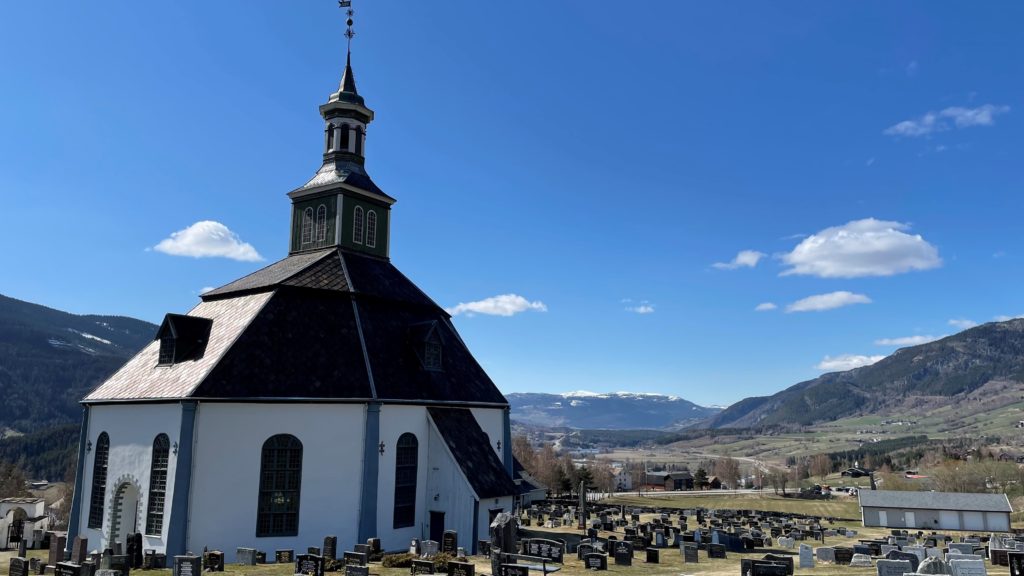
top-left (511, 435), bottom-right (536, 472)
top-left (714, 457), bottom-right (741, 489)
top-left (811, 454), bottom-right (832, 481)
top-left (767, 468), bottom-right (788, 495)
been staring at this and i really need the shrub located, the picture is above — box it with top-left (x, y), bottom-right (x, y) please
top-left (382, 553), bottom-right (415, 568)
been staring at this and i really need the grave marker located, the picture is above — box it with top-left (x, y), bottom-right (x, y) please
top-left (876, 559), bottom-right (913, 576)
top-left (708, 543), bottom-right (727, 559)
top-left (346, 566), bottom-right (369, 576)
top-left (275, 550), bottom-right (294, 564)
top-left (54, 563), bottom-right (81, 576)
top-left (799, 544), bottom-right (814, 569)
top-left (447, 561), bottom-right (474, 576)
top-left (583, 553), bottom-right (607, 571)
top-left (442, 532), bottom-right (458, 555)
top-left (295, 554), bottom-right (324, 576)
top-left (949, 559), bottom-right (987, 576)
top-left (645, 549), bottom-right (659, 564)
top-left (324, 537), bottom-right (338, 561)
top-left (412, 559), bottom-right (435, 575)
top-left (682, 543), bottom-right (699, 563)
top-left (10, 557), bottom-right (29, 576)
top-left (343, 552), bottom-right (368, 567)
top-left (613, 541), bottom-right (633, 566)
top-left (237, 548), bottom-right (257, 566)
top-left (71, 538), bottom-right (88, 565)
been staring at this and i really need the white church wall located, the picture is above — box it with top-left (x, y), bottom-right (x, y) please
top-left (376, 405), bottom-right (430, 551)
top-left (425, 422), bottom-right (476, 552)
top-left (469, 408), bottom-right (505, 463)
top-left (478, 494), bottom-right (515, 544)
top-left (188, 403), bottom-right (365, 560)
top-left (79, 403), bottom-right (183, 553)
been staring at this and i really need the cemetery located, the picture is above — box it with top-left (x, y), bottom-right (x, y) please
top-left (4, 497), bottom-right (1020, 576)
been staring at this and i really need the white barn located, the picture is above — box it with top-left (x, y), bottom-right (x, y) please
top-left (66, 38), bottom-right (517, 560)
top-left (859, 490), bottom-right (1012, 532)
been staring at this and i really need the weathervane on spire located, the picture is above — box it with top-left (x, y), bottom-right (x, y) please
top-left (340, 0), bottom-right (355, 53)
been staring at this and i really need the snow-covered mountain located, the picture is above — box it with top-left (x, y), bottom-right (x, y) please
top-left (506, 391), bottom-right (721, 430)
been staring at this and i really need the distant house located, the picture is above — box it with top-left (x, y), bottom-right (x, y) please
top-left (612, 467), bottom-right (632, 492)
top-left (0, 498), bottom-right (50, 550)
top-left (859, 490), bottom-right (1012, 531)
top-left (707, 476), bottom-right (723, 490)
top-left (663, 471), bottom-right (694, 491)
top-left (512, 458), bottom-right (547, 506)
top-left (644, 471), bottom-right (670, 490)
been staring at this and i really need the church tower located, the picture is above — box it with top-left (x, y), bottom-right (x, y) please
top-left (287, 44), bottom-right (393, 258)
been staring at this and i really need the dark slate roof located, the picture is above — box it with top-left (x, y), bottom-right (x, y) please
top-left (859, 490), bottom-right (1012, 513)
top-left (428, 407), bottom-right (518, 499)
top-left (294, 161), bottom-right (394, 202)
top-left (86, 248), bottom-right (507, 406)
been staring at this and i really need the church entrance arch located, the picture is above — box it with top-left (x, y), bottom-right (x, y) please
top-left (109, 480), bottom-right (141, 551)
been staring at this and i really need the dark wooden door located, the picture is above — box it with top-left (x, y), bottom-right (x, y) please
top-left (430, 511), bottom-right (445, 543)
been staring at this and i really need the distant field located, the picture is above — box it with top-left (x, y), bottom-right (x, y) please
top-left (604, 492), bottom-right (862, 520)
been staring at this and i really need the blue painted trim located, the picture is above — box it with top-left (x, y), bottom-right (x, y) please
top-left (166, 401), bottom-right (198, 556)
top-left (65, 406), bottom-right (90, 554)
top-left (358, 402), bottom-right (381, 542)
top-left (472, 500), bottom-right (480, 555)
top-left (502, 408), bottom-right (513, 476)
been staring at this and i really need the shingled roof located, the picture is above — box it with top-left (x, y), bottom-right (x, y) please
top-left (428, 407), bottom-right (517, 499)
top-left (85, 248), bottom-right (505, 405)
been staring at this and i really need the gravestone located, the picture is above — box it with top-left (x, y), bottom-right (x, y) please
top-left (71, 538), bottom-right (88, 565)
top-left (29, 558), bottom-right (41, 574)
top-left (886, 550), bottom-right (922, 572)
top-left (854, 544), bottom-right (873, 556)
top-left (850, 554), bottom-right (873, 567)
top-left (422, 541), bottom-right (440, 557)
top-left (761, 554), bottom-right (794, 575)
top-left (684, 541), bottom-right (700, 561)
top-left (236, 548), bottom-right (257, 566)
top-left (309, 547), bottom-right (323, 556)
top-left (613, 541), bottom-right (633, 566)
top-left (478, 541), bottom-right (491, 557)
top-left (412, 559), bottom-right (435, 575)
top-left (745, 560), bottom-right (789, 576)
top-left (777, 537), bottom-right (794, 549)
top-left (949, 559), bottom-right (987, 576)
top-left (993, 549), bottom-right (1010, 566)
top-left (324, 537), bottom-right (338, 561)
top-left (499, 565), bottom-right (528, 576)
top-left (928, 548), bottom-right (944, 559)
top-left (11, 557), bottom-right (29, 576)
top-left (296, 555), bottom-right (325, 576)
top-left (876, 559), bottom-right (913, 576)
top-left (655, 531), bottom-right (667, 548)
top-left (108, 555), bottom-right (129, 576)
top-left (256, 552), bottom-right (266, 564)
top-left (275, 550), bottom-right (294, 564)
top-left (834, 547), bottom-right (854, 565)
top-left (950, 544), bottom-right (974, 555)
top-left (708, 543), bottom-right (727, 559)
top-left (816, 547), bottom-right (835, 563)
top-left (447, 562), bottom-right (474, 576)
top-left (583, 553), bottom-right (607, 571)
top-left (919, 556), bottom-right (952, 575)
top-left (645, 548), bottom-right (659, 564)
top-left (80, 561), bottom-right (96, 576)
top-left (203, 550), bottom-right (224, 572)
top-left (131, 534), bottom-right (143, 570)
top-left (345, 566), bottom-right (369, 576)
top-left (354, 544), bottom-right (371, 556)
top-left (799, 544), bottom-right (814, 568)
top-left (49, 535), bottom-right (68, 568)
top-left (442, 531), bottom-right (458, 555)
top-left (577, 544), bottom-right (595, 560)
top-left (489, 513), bottom-right (517, 576)
top-left (343, 551), bottom-right (367, 567)
top-left (525, 539), bottom-right (564, 563)
top-left (54, 563), bottom-right (81, 576)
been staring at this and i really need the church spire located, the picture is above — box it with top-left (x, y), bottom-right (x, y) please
top-left (341, 52), bottom-right (358, 96)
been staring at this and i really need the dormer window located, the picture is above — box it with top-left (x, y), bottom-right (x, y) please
top-left (155, 314), bottom-right (214, 366)
top-left (410, 321), bottom-right (443, 371)
top-left (424, 336), bottom-right (442, 371)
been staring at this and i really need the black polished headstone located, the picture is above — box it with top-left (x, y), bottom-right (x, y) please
top-left (203, 550), bottom-right (224, 572)
top-left (275, 549), bottom-right (294, 564)
top-left (525, 539), bottom-right (564, 563)
top-left (54, 563), bottom-right (81, 576)
top-left (345, 566), bottom-right (369, 576)
top-left (583, 553), bottom-right (608, 571)
top-left (343, 551), bottom-right (367, 567)
top-left (308, 547), bottom-right (322, 556)
top-left (10, 557), bottom-right (29, 576)
top-left (324, 537), bottom-right (338, 561)
top-left (442, 531), bottom-right (458, 555)
top-left (447, 561), bottom-right (474, 576)
top-left (613, 541), bottom-right (633, 567)
top-left (646, 549), bottom-right (659, 564)
top-left (708, 543), bottom-right (727, 559)
top-left (295, 554), bottom-right (325, 576)
top-left (412, 559), bottom-right (435, 575)
top-left (682, 543), bottom-right (699, 563)
top-left (760, 554), bottom-right (793, 576)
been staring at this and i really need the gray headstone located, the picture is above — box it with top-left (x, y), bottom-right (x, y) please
top-left (10, 557), bottom-right (29, 576)
top-left (236, 548), bottom-right (257, 566)
top-left (918, 556), bottom-right (952, 575)
top-left (850, 554), bottom-right (874, 567)
top-left (877, 559), bottom-right (913, 576)
top-left (173, 555), bottom-right (201, 576)
top-left (949, 559), bottom-right (987, 576)
top-left (799, 544), bottom-right (814, 569)
top-left (950, 544), bottom-right (975, 555)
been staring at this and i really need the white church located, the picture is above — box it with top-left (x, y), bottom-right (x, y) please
top-left (67, 17), bottom-right (518, 560)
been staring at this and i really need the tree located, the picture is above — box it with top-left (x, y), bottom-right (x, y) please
top-left (694, 467), bottom-right (708, 490)
top-left (767, 468), bottom-right (788, 495)
top-left (589, 460), bottom-right (616, 494)
top-left (533, 444), bottom-right (561, 494)
top-left (811, 454), bottom-right (832, 481)
top-left (714, 457), bottom-right (741, 490)
top-left (0, 461), bottom-right (30, 499)
top-left (511, 435), bottom-right (536, 473)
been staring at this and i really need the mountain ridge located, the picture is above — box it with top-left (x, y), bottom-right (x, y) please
top-left (507, 391), bottom-right (721, 430)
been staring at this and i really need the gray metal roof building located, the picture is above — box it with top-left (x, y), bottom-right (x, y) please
top-left (859, 490), bottom-right (1012, 532)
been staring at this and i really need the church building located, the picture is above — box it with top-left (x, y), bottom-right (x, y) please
top-left (66, 21), bottom-right (518, 560)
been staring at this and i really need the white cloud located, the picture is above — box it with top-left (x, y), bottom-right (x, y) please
top-left (884, 104), bottom-right (1010, 137)
top-left (198, 286), bottom-right (216, 295)
top-left (817, 354), bottom-right (886, 372)
top-left (786, 291), bottom-right (871, 313)
top-left (624, 300), bottom-right (655, 314)
top-left (948, 318), bottom-right (978, 330)
top-left (154, 221), bottom-right (263, 262)
top-left (781, 218), bottom-right (940, 278)
top-left (994, 314), bottom-right (1024, 322)
top-left (447, 294), bottom-right (547, 317)
top-left (754, 302), bottom-right (778, 312)
top-left (874, 335), bottom-right (942, 346)
top-left (713, 250), bottom-right (766, 270)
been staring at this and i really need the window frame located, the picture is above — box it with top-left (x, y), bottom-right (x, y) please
top-left (301, 207), bottom-right (314, 245)
top-left (315, 204), bottom-right (328, 243)
top-left (365, 210), bottom-right (377, 248)
top-left (87, 432), bottom-right (110, 529)
top-left (352, 206), bottom-right (364, 245)
top-left (145, 434), bottom-right (170, 536)
top-left (256, 434), bottom-right (303, 538)
top-left (393, 433), bottom-right (418, 529)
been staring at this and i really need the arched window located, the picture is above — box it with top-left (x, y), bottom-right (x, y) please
top-left (355, 126), bottom-right (364, 156)
top-left (301, 208), bottom-right (314, 245)
top-left (145, 434), bottom-right (170, 535)
top-left (352, 206), bottom-right (364, 245)
top-left (315, 205), bottom-right (328, 242)
top-left (340, 124), bottom-right (351, 152)
top-left (88, 432), bottom-right (110, 529)
top-left (256, 434), bottom-right (302, 537)
top-left (365, 211), bottom-right (377, 249)
top-left (393, 433), bottom-right (418, 529)
top-left (325, 124), bottom-right (334, 153)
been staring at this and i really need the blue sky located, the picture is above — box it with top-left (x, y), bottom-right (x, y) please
top-left (2, 2), bottom-right (1022, 406)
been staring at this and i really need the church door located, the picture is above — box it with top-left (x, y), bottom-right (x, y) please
top-left (429, 511), bottom-right (444, 543)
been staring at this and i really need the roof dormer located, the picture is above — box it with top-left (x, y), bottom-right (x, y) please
top-left (156, 314), bottom-right (213, 366)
